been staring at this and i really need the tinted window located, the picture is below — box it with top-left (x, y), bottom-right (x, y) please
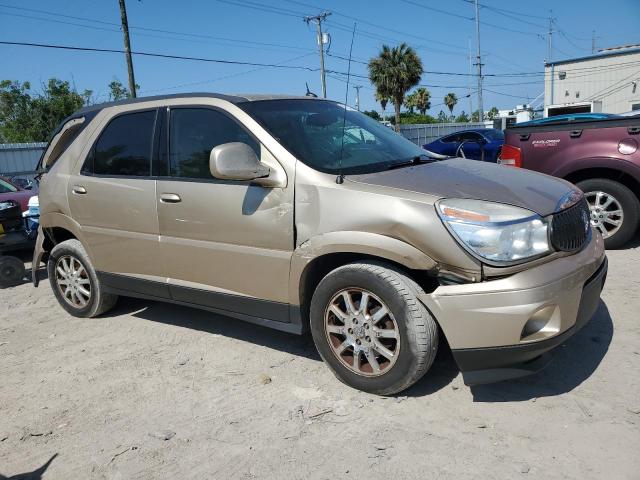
top-left (239, 100), bottom-right (429, 175)
top-left (88, 110), bottom-right (156, 176)
top-left (482, 129), bottom-right (504, 141)
top-left (169, 108), bottom-right (258, 179)
top-left (441, 134), bottom-right (460, 143)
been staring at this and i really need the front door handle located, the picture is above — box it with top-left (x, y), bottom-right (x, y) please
top-left (160, 193), bottom-right (182, 203)
top-left (72, 185), bottom-right (87, 195)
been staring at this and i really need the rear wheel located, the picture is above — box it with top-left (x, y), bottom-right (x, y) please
top-left (576, 178), bottom-right (640, 249)
top-left (47, 239), bottom-right (118, 317)
top-left (310, 261), bottom-right (438, 395)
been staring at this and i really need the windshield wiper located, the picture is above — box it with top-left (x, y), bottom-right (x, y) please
top-left (385, 155), bottom-right (436, 170)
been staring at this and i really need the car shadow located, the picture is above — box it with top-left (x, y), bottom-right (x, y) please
top-left (470, 300), bottom-right (613, 402)
top-left (107, 297), bottom-right (322, 362)
top-left (102, 298), bottom-right (612, 400)
top-left (0, 453), bottom-right (58, 480)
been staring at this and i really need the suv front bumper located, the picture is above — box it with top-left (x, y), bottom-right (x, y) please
top-left (418, 233), bottom-right (607, 385)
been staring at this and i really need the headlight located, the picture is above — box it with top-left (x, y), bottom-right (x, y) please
top-left (437, 198), bottom-right (550, 264)
top-left (0, 200), bottom-right (18, 211)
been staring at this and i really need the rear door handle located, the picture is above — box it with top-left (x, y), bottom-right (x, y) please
top-left (72, 185), bottom-right (87, 195)
top-left (519, 133), bottom-right (530, 141)
top-left (628, 126), bottom-right (640, 135)
top-left (569, 130), bottom-right (583, 138)
top-left (160, 193), bottom-right (182, 203)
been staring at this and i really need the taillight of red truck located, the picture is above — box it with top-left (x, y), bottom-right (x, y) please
top-left (497, 144), bottom-right (522, 167)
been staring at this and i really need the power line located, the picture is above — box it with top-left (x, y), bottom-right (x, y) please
top-left (281, 0), bottom-right (467, 51)
top-left (0, 40), bottom-right (324, 71)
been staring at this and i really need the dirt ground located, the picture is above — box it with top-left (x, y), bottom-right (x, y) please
top-left (1, 244), bottom-right (639, 480)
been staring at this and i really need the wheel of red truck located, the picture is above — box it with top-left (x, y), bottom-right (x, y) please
top-left (47, 239), bottom-right (118, 317)
top-left (576, 178), bottom-right (640, 249)
top-left (309, 261), bottom-right (438, 395)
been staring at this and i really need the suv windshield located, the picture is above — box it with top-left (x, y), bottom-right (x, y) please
top-left (239, 99), bottom-right (430, 174)
top-left (0, 178), bottom-right (18, 194)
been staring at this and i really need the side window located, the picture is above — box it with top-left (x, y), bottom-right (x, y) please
top-left (441, 134), bottom-right (459, 143)
top-left (84, 110), bottom-right (156, 176)
top-left (168, 108), bottom-right (259, 179)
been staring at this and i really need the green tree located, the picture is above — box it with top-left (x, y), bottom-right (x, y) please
top-left (471, 109), bottom-right (482, 122)
top-left (363, 110), bottom-right (381, 120)
top-left (455, 111), bottom-right (470, 123)
top-left (413, 87), bottom-right (431, 115)
top-left (404, 91), bottom-right (417, 113)
top-left (369, 43), bottom-right (423, 132)
top-left (0, 78), bottom-right (84, 142)
top-left (487, 106), bottom-right (500, 120)
top-left (437, 110), bottom-right (449, 123)
top-left (108, 80), bottom-right (139, 101)
top-left (375, 90), bottom-right (389, 113)
top-left (444, 92), bottom-right (458, 116)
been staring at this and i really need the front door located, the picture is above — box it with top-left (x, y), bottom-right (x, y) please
top-left (68, 109), bottom-right (165, 289)
top-left (156, 107), bottom-right (294, 322)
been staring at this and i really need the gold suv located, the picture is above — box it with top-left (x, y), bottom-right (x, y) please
top-left (33, 94), bottom-right (607, 394)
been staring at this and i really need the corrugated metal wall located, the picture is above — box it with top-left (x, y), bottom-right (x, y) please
top-left (0, 143), bottom-right (47, 176)
top-left (400, 123), bottom-right (486, 146)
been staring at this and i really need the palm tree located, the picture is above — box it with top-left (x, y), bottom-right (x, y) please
top-left (375, 90), bottom-right (389, 113)
top-left (414, 87), bottom-right (431, 115)
top-left (444, 92), bottom-right (458, 117)
top-left (369, 43), bottom-right (423, 131)
top-left (404, 92), bottom-right (417, 113)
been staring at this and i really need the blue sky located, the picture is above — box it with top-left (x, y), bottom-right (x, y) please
top-left (1, 0), bottom-right (639, 115)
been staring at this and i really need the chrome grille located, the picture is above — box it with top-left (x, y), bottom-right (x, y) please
top-left (550, 198), bottom-right (591, 252)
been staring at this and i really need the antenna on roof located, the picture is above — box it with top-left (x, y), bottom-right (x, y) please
top-left (336, 22), bottom-right (356, 185)
top-left (305, 82), bottom-right (318, 97)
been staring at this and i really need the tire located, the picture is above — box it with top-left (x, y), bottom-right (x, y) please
top-left (576, 178), bottom-right (640, 249)
top-left (309, 261), bottom-right (438, 395)
top-left (47, 239), bottom-right (118, 317)
top-left (0, 256), bottom-right (26, 288)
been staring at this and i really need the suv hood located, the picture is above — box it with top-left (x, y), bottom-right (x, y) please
top-left (347, 158), bottom-right (574, 217)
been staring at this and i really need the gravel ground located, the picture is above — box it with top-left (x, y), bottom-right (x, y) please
top-left (1, 244), bottom-right (639, 479)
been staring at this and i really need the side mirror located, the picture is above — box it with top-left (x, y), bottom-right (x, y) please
top-left (209, 142), bottom-right (270, 181)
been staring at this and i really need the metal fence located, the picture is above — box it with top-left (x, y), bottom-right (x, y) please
top-left (399, 122), bottom-right (486, 146)
top-left (0, 143), bottom-right (46, 177)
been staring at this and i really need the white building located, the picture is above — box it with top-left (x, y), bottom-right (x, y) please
top-left (544, 45), bottom-right (640, 116)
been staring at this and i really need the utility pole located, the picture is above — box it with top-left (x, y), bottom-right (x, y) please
top-left (547, 13), bottom-right (554, 63)
top-left (118, 0), bottom-right (137, 98)
top-left (473, 0), bottom-right (483, 121)
top-left (353, 85), bottom-right (362, 110)
top-left (304, 12), bottom-right (331, 98)
top-left (592, 30), bottom-right (596, 54)
top-left (467, 38), bottom-right (473, 118)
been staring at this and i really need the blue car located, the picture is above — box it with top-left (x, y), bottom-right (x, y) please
top-left (422, 128), bottom-right (504, 162)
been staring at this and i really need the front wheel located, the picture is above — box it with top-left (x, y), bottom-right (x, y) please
top-left (576, 178), bottom-right (640, 249)
top-left (310, 261), bottom-right (438, 395)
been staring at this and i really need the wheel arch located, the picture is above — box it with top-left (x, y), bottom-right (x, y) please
top-left (563, 166), bottom-right (640, 202)
top-left (290, 231), bottom-right (439, 327)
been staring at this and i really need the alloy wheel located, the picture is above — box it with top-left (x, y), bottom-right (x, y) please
top-left (55, 255), bottom-right (92, 308)
top-left (584, 190), bottom-right (624, 239)
top-left (324, 288), bottom-right (400, 377)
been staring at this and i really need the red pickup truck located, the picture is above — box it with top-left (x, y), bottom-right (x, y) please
top-left (501, 117), bottom-right (640, 248)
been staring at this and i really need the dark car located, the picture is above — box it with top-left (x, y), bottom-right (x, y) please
top-left (517, 113), bottom-right (620, 127)
top-left (0, 177), bottom-right (32, 212)
top-left (423, 128), bottom-right (504, 162)
top-left (501, 115), bottom-right (640, 248)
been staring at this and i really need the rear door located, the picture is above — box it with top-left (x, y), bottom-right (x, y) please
top-left (155, 106), bottom-right (293, 320)
top-left (68, 108), bottom-right (166, 291)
